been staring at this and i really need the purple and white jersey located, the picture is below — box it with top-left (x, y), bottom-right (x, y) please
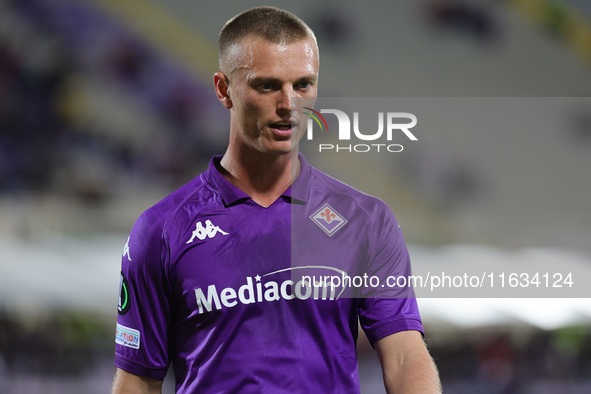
top-left (115, 154), bottom-right (423, 393)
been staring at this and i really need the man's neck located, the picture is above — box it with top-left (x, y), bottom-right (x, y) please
top-left (218, 148), bottom-right (301, 207)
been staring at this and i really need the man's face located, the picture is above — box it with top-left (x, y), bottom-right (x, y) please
top-left (222, 35), bottom-right (319, 156)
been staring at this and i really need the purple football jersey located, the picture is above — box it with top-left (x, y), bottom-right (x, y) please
top-left (115, 154), bottom-right (423, 393)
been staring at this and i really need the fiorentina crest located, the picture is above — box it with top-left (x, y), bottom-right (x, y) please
top-left (309, 203), bottom-right (348, 237)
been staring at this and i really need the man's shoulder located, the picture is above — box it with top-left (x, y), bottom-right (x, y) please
top-left (135, 169), bottom-right (218, 232)
top-left (308, 166), bottom-right (390, 214)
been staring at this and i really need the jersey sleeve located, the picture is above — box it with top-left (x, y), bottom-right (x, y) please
top-left (114, 207), bottom-right (173, 379)
top-left (357, 200), bottom-right (424, 346)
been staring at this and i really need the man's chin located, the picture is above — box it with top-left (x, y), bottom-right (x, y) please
top-left (261, 139), bottom-right (300, 156)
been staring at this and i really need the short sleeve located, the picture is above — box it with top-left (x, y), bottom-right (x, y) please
top-left (114, 208), bottom-right (172, 379)
top-left (357, 201), bottom-right (423, 346)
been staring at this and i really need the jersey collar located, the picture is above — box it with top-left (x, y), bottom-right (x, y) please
top-left (206, 153), bottom-right (311, 206)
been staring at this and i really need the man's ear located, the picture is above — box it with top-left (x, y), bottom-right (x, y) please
top-left (214, 72), bottom-right (233, 109)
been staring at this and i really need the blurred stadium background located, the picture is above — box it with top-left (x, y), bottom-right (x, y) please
top-left (1, 0), bottom-right (591, 392)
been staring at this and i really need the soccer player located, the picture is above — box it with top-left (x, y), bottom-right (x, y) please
top-left (112, 6), bottom-right (441, 393)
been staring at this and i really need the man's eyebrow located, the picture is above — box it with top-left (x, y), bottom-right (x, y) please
top-left (248, 77), bottom-right (280, 86)
top-left (248, 75), bottom-right (318, 85)
top-left (296, 75), bottom-right (318, 83)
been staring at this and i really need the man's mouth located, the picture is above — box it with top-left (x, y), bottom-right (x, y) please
top-left (271, 122), bottom-right (292, 131)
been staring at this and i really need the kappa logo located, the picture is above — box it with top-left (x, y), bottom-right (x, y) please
top-left (187, 220), bottom-right (229, 244)
top-left (122, 236), bottom-right (132, 261)
top-left (310, 203), bottom-right (348, 237)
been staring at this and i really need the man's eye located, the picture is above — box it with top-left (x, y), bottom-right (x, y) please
top-left (260, 83), bottom-right (272, 91)
top-left (298, 82), bottom-right (310, 89)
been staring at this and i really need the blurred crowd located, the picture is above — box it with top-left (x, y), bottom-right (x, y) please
top-left (0, 311), bottom-right (115, 394)
top-left (0, 311), bottom-right (111, 377)
top-left (0, 0), bottom-right (226, 204)
top-left (1, 0), bottom-right (591, 393)
top-left (428, 327), bottom-right (591, 393)
top-left (0, 310), bottom-right (590, 393)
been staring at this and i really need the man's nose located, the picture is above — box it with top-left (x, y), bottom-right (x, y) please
top-left (277, 85), bottom-right (293, 111)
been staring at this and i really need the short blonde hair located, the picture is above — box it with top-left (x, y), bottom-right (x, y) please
top-left (218, 6), bottom-right (317, 73)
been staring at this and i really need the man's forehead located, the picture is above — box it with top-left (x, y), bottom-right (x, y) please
top-left (234, 33), bottom-right (317, 51)
top-left (226, 35), bottom-right (318, 74)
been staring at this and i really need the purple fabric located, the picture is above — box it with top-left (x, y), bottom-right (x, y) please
top-left (115, 154), bottom-right (423, 392)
